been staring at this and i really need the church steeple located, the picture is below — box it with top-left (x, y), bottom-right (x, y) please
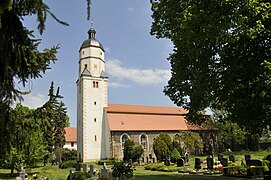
top-left (88, 28), bottom-right (96, 39)
top-left (77, 28), bottom-right (109, 162)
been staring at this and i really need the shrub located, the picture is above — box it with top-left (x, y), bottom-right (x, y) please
top-left (111, 162), bottom-right (133, 179)
top-left (223, 166), bottom-right (246, 176)
top-left (144, 163), bottom-right (165, 171)
top-left (67, 171), bottom-right (91, 180)
top-left (97, 159), bottom-right (116, 165)
top-left (263, 160), bottom-right (271, 171)
top-left (170, 148), bottom-right (181, 163)
top-left (59, 160), bottom-right (77, 169)
top-left (247, 166), bottom-right (264, 176)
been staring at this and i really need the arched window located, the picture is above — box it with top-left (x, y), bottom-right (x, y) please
top-left (121, 133), bottom-right (129, 150)
top-left (140, 134), bottom-right (148, 150)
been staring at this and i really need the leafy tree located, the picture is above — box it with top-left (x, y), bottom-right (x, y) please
top-left (123, 139), bottom-right (144, 162)
top-left (175, 131), bottom-right (203, 154)
top-left (215, 121), bottom-right (247, 151)
top-left (150, 0), bottom-right (271, 134)
top-left (153, 132), bottom-right (172, 161)
top-left (131, 145), bottom-right (144, 162)
top-left (123, 139), bottom-right (135, 162)
top-left (170, 148), bottom-right (181, 163)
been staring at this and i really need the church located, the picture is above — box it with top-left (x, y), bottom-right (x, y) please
top-left (75, 28), bottom-right (216, 162)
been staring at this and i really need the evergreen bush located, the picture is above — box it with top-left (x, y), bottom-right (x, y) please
top-left (170, 148), bottom-right (181, 163)
top-left (59, 160), bottom-right (77, 169)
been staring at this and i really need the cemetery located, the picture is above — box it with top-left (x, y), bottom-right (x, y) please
top-left (1, 150), bottom-right (271, 179)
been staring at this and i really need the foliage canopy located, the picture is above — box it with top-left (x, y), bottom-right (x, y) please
top-left (151, 0), bottom-right (271, 134)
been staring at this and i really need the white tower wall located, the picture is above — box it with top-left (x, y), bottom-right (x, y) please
top-left (77, 29), bottom-right (110, 162)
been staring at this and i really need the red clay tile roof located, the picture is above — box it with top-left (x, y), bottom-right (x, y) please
top-left (65, 127), bottom-right (77, 142)
top-left (107, 104), bottom-right (203, 131)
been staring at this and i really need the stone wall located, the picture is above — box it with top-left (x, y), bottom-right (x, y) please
top-left (110, 130), bottom-right (217, 160)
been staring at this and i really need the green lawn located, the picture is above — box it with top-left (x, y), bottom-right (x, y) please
top-left (0, 151), bottom-right (269, 180)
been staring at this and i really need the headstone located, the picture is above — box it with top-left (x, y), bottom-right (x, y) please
top-left (207, 157), bottom-right (214, 170)
top-left (229, 154), bottom-right (235, 162)
top-left (101, 169), bottom-right (109, 180)
top-left (146, 157), bottom-right (149, 163)
top-left (19, 167), bottom-right (26, 180)
top-left (266, 155), bottom-right (271, 162)
top-left (177, 158), bottom-right (184, 167)
top-left (246, 159), bottom-right (263, 166)
top-left (83, 164), bottom-right (88, 173)
top-left (89, 164), bottom-right (94, 176)
top-left (194, 158), bottom-right (201, 170)
top-left (185, 152), bottom-right (190, 163)
top-left (69, 170), bottom-right (74, 180)
top-left (221, 158), bottom-right (228, 167)
top-left (152, 157), bottom-right (155, 163)
top-left (103, 162), bottom-right (107, 169)
top-left (75, 162), bottom-right (81, 171)
top-left (164, 159), bottom-right (170, 166)
top-left (142, 157), bottom-right (145, 163)
top-left (245, 154), bottom-right (251, 161)
top-left (218, 153), bottom-right (223, 162)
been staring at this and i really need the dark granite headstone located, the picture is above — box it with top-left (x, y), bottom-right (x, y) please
top-left (194, 158), bottom-right (201, 170)
top-left (266, 155), bottom-right (271, 162)
top-left (221, 158), bottom-right (228, 167)
top-left (229, 154), bottom-right (235, 162)
top-left (152, 158), bottom-right (155, 163)
top-left (89, 164), bottom-right (94, 176)
top-left (146, 157), bottom-right (149, 163)
top-left (246, 159), bottom-right (263, 166)
top-left (142, 157), bottom-right (145, 163)
top-left (207, 157), bottom-right (214, 170)
top-left (218, 153), bottom-right (223, 162)
top-left (245, 154), bottom-right (251, 161)
top-left (83, 164), bottom-right (88, 173)
top-left (75, 162), bottom-right (81, 171)
top-left (164, 159), bottom-right (170, 166)
top-left (177, 158), bottom-right (184, 167)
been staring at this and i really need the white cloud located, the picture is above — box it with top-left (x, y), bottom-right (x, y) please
top-left (105, 47), bottom-right (111, 54)
top-left (21, 93), bottom-right (48, 109)
top-left (108, 81), bottom-right (130, 88)
top-left (106, 59), bottom-right (171, 85)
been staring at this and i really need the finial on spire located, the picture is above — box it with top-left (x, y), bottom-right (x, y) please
top-left (88, 28), bottom-right (96, 39)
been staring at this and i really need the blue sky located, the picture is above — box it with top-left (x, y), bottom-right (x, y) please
top-left (20, 0), bottom-right (175, 127)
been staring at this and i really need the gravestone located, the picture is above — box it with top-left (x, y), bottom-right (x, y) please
top-left (177, 158), bottom-right (184, 167)
top-left (146, 157), bottom-right (149, 163)
top-left (89, 164), bottom-right (94, 176)
top-left (221, 158), bottom-right (228, 167)
top-left (101, 169), bottom-right (109, 180)
top-left (185, 152), bottom-right (190, 163)
top-left (69, 170), bottom-right (74, 180)
top-left (246, 159), bottom-right (263, 166)
top-left (152, 157), bottom-right (155, 163)
top-left (266, 155), bottom-right (271, 162)
top-left (75, 162), bottom-right (81, 171)
top-left (229, 154), bottom-right (235, 162)
top-left (83, 164), bottom-right (88, 173)
top-left (245, 154), bottom-right (251, 161)
top-left (142, 157), bottom-right (145, 163)
top-left (164, 159), bottom-right (170, 166)
top-left (218, 153), bottom-right (223, 162)
top-left (19, 167), bottom-right (26, 180)
top-left (194, 158), bottom-right (201, 170)
top-left (207, 157), bottom-right (214, 170)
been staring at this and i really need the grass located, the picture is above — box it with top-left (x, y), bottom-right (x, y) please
top-left (0, 151), bottom-right (270, 179)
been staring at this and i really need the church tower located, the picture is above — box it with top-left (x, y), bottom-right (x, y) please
top-left (77, 29), bottom-right (110, 162)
